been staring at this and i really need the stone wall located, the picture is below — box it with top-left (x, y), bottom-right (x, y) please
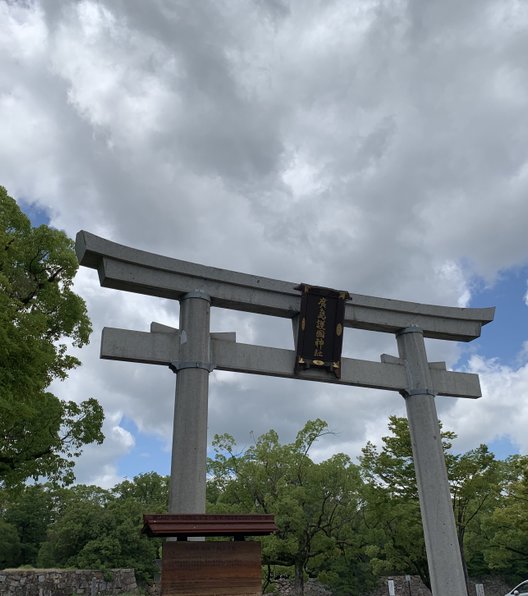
top-left (272, 577), bottom-right (333, 595)
top-left (0, 568), bottom-right (139, 596)
top-left (268, 574), bottom-right (513, 596)
top-left (369, 575), bottom-right (512, 596)
top-left (8, 569), bottom-right (510, 596)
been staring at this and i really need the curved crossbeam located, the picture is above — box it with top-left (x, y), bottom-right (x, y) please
top-left (76, 231), bottom-right (494, 341)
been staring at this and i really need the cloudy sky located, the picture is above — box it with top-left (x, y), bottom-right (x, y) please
top-left (2, 0), bottom-right (528, 488)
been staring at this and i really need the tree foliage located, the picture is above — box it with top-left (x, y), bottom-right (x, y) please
top-left (0, 415), bottom-right (525, 594)
top-left (482, 455), bottom-right (528, 580)
top-left (39, 496), bottom-right (158, 582)
top-left (113, 472), bottom-right (169, 512)
top-left (450, 444), bottom-right (505, 579)
top-left (359, 416), bottom-right (431, 587)
top-left (0, 475), bottom-right (167, 583)
top-left (0, 518), bottom-right (20, 568)
top-left (208, 419), bottom-right (376, 595)
top-left (1, 485), bottom-right (55, 566)
top-left (359, 416), bottom-right (506, 590)
top-left (0, 186), bottom-right (104, 486)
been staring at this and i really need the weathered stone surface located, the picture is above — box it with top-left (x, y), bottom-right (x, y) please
top-left (0, 569), bottom-right (138, 595)
top-left (272, 578), bottom-right (332, 595)
top-left (76, 230), bottom-right (494, 341)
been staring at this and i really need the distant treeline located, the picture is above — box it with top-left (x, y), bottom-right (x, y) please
top-left (1, 417), bottom-right (527, 595)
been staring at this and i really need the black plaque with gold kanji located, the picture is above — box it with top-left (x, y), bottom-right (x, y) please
top-left (294, 284), bottom-right (350, 378)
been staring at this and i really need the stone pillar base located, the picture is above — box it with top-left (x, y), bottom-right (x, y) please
top-left (161, 541), bottom-right (261, 595)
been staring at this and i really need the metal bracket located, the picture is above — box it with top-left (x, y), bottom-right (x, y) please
top-left (401, 388), bottom-right (437, 397)
top-left (396, 325), bottom-right (423, 336)
top-left (182, 290), bottom-right (211, 302)
top-left (169, 361), bottom-right (215, 373)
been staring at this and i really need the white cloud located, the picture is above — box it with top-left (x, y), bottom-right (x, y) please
top-left (445, 354), bottom-right (528, 455)
top-left (2, 0), bottom-right (528, 485)
top-left (68, 413), bottom-right (135, 488)
top-left (0, 2), bottom-right (48, 60)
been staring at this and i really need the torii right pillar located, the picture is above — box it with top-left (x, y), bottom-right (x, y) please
top-left (397, 326), bottom-right (467, 596)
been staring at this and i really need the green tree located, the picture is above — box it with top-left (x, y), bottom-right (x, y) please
top-left (359, 417), bottom-right (431, 587)
top-left (450, 444), bottom-right (504, 581)
top-left (359, 416), bottom-right (501, 590)
top-left (208, 419), bottom-right (374, 595)
top-left (0, 518), bottom-right (20, 568)
top-left (0, 186), bottom-right (104, 486)
top-left (361, 486), bottom-right (428, 584)
top-left (482, 455), bottom-right (528, 580)
top-left (38, 475), bottom-right (166, 583)
top-left (2, 485), bottom-right (55, 565)
top-left (113, 472), bottom-right (169, 512)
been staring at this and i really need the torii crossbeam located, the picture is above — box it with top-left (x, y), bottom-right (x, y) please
top-left (76, 231), bottom-right (494, 596)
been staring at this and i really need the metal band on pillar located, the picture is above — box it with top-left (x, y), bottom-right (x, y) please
top-left (169, 361), bottom-right (215, 373)
top-left (182, 290), bottom-right (211, 302)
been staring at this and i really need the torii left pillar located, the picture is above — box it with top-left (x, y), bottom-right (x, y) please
top-left (168, 290), bottom-right (212, 514)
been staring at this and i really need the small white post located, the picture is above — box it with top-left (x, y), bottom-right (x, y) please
top-left (168, 290), bottom-right (212, 514)
top-left (397, 326), bottom-right (467, 596)
top-left (387, 579), bottom-right (396, 596)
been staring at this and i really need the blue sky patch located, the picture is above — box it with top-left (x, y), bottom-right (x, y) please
top-left (116, 417), bottom-right (170, 480)
top-left (20, 200), bottom-right (51, 227)
top-left (460, 267), bottom-right (528, 367)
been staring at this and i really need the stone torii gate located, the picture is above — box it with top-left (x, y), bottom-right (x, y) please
top-left (76, 231), bottom-right (494, 596)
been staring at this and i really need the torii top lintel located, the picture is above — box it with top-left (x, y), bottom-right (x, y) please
top-left (76, 231), bottom-right (494, 342)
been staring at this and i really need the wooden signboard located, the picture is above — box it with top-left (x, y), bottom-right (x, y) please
top-left (143, 514), bottom-right (276, 595)
top-left (161, 542), bottom-right (261, 595)
top-left (294, 284), bottom-right (349, 377)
